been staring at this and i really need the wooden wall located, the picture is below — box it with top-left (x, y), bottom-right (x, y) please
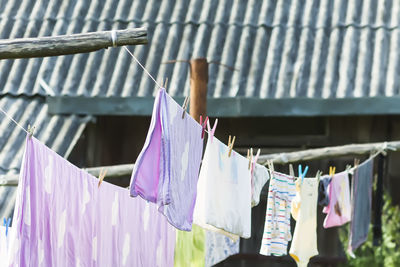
top-left (68, 115), bottom-right (399, 266)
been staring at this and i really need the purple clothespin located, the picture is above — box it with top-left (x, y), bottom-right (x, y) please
top-left (200, 115), bottom-right (209, 139)
top-left (207, 118), bottom-right (218, 143)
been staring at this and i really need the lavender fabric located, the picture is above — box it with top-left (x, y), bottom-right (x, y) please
top-left (349, 158), bottom-right (374, 253)
top-left (9, 136), bottom-right (176, 267)
top-left (130, 88), bottom-right (203, 231)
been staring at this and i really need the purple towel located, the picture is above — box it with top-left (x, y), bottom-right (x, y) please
top-left (348, 158), bottom-right (374, 253)
top-left (9, 136), bottom-right (175, 266)
top-left (130, 88), bottom-right (203, 231)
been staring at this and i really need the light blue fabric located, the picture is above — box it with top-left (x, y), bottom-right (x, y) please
top-left (205, 231), bottom-right (239, 267)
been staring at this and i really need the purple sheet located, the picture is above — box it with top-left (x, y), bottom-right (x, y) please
top-left (9, 136), bottom-right (175, 267)
top-left (130, 88), bottom-right (203, 231)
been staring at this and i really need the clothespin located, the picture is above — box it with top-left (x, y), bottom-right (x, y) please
top-left (200, 115), bottom-right (209, 139)
top-left (298, 164), bottom-right (309, 185)
top-left (206, 118), bottom-right (218, 143)
top-left (316, 170), bottom-right (322, 182)
top-left (98, 168), bottom-right (107, 188)
top-left (251, 148), bottom-right (260, 174)
top-left (181, 96), bottom-right (190, 119)
top-left (354, 158), bottom-right (360, 167)
top-left (163, 77), bottom-right (169, 90)
top-left (329, 166), bottom-right (336, 176)
top-left (289, 164), bottom-right (295, 177)
top-left (27, 124), bottom-right (35, 139)
top-left (247, 149), bottom-right (252, 170)
top-left (345, 164), bottom-right (352, 172)
top-left (267, 160), bottom-right (275, 177)
top-left (3, 217), bottom-right (10, 237)
top-left (227, 135), bottom-right (236, 157)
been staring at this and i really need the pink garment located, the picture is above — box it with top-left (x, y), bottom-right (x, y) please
top-left (323, 171), bottom-right (351, 228)
top-left (10, 136), bottom-right (176, 267)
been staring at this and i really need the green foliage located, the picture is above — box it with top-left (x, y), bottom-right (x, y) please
top-left (339, 193), bottom-right (400, 267)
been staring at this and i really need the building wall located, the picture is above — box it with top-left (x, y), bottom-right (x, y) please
top-left (68, 115), bottom-right (398, 266)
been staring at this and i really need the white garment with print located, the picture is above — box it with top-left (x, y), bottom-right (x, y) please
top-left (194, 135), bottom-right (252, 238)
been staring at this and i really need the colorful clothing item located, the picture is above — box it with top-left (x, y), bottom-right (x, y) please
top-left (260, 172), bottom-right (296, 256)
top-left (130, 88), bottom-right (203, 231)
top-left (174, 225), bottom-right (205, 267)
top-left (289, 178), bottom-right (319, 267)
top-left (194, 135), bottom-right (252, 238)
top-left (10, 136), bottom-right (176, 267)
top-left (349, 159), bottom-right (374, 253)
top-left (318, 176), bottom-right (331, 207)
top-left (251, 163), bottom-right (270, 207)
top-left (323, 172), bottom-right (351, 228)
top-left (205, 230), bottom-right (239, 267)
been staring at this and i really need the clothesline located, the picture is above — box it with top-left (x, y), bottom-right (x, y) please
top-left (0, 46), bottom-right (397, 185)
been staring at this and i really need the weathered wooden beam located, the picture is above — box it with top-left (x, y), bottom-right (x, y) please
top-left (0, 163), bottom-right (134, 186)
top-left (257, 141), bottom-right (400, 164)
top-left (2, 140), bottom-right (399, 186)
top-left (0, 28), bottom-right (147, 59)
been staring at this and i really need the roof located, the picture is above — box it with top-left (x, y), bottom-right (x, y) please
top-left (0, 0), bottom-right (399, 101)
top-left (0, 97), bottom-right (90, 220)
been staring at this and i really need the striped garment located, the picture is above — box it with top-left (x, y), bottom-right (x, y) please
top-left (260, 172), bottom-right (296, 256)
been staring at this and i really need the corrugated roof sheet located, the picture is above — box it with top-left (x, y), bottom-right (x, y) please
top-left (0, 96), bottom-right (90, 220)
top-left (0, 0), bottom-right (399, 99)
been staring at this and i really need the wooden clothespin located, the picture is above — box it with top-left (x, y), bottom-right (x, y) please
top-left (98, 168), bottom-right (107, 188)
top-left (27, 124), bottom-right (35, 139)
top-left (200, 115), bottom-right (209, 139)
top-left (354, 158), bottom-right (360, 167)
top-left (181, 96), bottom-right (190, 119)
top-left (163, 77), bottom-right (169, 90)
top-left (267, 159), bottom-right (275, 177)
top-left (289, 164), bottom-right (295, 177)
top-left (247, 148), bottom-right (253, 170)
top-left (227, 135), bottom-right (236, 157)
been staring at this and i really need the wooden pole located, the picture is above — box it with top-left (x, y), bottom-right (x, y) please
top-left (189, 58), bottom-right (208, 122)
top-left (0, 28), bottom-right (147, 59)
top-left (258, 141), bottom-right (399, 164)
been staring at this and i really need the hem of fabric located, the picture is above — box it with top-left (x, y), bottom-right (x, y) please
top-left (350, 234), bottom-right (368, 252)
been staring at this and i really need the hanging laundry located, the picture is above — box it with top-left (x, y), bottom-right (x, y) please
top-left (129, 88), bottom-right (203, 231)
top-left (318, 176), bottom-right (331, 207)
top-left (0, 226), bottom-right (13, 267)
top-left (348, 159), bottom-right (374, 254)
top-left (205, 230), bottom-right (240, 267)
top-left (174, 225), bottom-right (205, 267)
top-left (10, 136), bottom-right (176, 266)
top-left (260, 172), bottom-right (296, 256)
top-left (323, 172), bottom-right (351, 228)
top-left (251, 163), bottom-right (270, 207)
top-left (289, 178), bottom-right (319, 267)
top-left (194, 130), bottom-right (252, 239)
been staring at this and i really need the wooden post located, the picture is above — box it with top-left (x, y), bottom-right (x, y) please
top-left (0, 28), bottom-right (147, 59)
top-left (189, 58), bottom-right (208, 122)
